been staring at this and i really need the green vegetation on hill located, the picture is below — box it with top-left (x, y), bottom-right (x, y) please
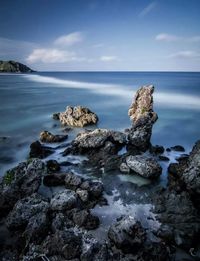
top-left (0, 60), bottom-right (35, 73)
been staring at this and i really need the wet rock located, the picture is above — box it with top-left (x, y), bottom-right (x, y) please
top-left (168, 163), bottom-right (179, 175)
top-left (103, 154), bottom-right (122, 172)
top-left (81, 236), bottom-right (108, 261)
top-left (50, 190), bottom-right (77, 211)
top-left (43, 174), bottom-right (66, 186)
top-left (0, 159), bottom-right (46, 216)
top-left (51, 213), bottom-right (73, 232)
top-left (81, 180), bottom-right (103, 199)
top-left (6, 193), bottom-right (49, 230)
top-left (52, 112), bottom-right (60, 120)
top-left (166, 148), bottom-right (171, 152)
top-left (108, 216), bottom-right (146, 253)
top-left (171, 145), bottom-right (185, 152)
top-left (65, 172), bottom-right (83, 189)
top-left (126, 155), bottom-right (162, 178)
top-left (119, 162), bottom-right (131, 173)
top-left (59, 105), bottom-right (98, 127)
top-left (150, 145), bottom-right (165, 154)
top-left (159, 155), bottom-right (170, 161)
top-left (175, 154), bottom-right (189, 162)
top-left (29, 140), bottom-right (53, 159)
top-left (72, 209), bottom-right (100, 229)
top-left (62, 127), bottom-right (73, 133)
top-left (76, 188), bottom-right (89, 202)
top-left (153, 189), bottom-right (200, 249)
top-left (62, 146), bottom-right (72, 156)
top-left (128, 85), bottom-right (158, 151)
top-left (46, 159), bottom-right (60, 172)
top-left (40, 130), bottom-right (68, 143)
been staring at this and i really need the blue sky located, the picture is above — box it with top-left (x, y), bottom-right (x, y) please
top-left (0, 0), bottom-right (200, 71)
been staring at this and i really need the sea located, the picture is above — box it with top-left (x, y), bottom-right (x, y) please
top-left (0, 72), bottom-right (200, 244)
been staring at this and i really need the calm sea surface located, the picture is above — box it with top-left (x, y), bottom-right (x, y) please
top-left (0, 71), bottom-right (200, 176)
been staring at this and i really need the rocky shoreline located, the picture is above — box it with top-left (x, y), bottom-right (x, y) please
top-left (0, 85), bottom-right (200, 260)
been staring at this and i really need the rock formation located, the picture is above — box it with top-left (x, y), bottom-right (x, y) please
top-left (58, 106), bottom-right (98, 127)
top-left (0, 60), bottom-right (35, 73)
top-left (128, 85), bottom-right (158, 151)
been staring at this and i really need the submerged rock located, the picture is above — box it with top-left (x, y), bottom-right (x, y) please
top-left (46, 159), bottom-right (60, 172)
top-left (128, 85), bottom-right (158, 151)
top-left (126, 155), bottom-right (162, 178)
top-left (170, 145), bottom-right (185, 152)
top-left (40, 130), bottom-right (68, 143)
top-left (29, 140), bottom-right (53, 159)
top-left (59, 106), bottom-right (98, 127)
top-left (108, 216), bottom-right (146, 253)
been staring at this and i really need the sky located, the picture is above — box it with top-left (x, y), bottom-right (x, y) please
top-left (0, 0), bottom-right (200, 71)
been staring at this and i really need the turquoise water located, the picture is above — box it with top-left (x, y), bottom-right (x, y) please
top-left (0, 72), bottom-right (200, 176)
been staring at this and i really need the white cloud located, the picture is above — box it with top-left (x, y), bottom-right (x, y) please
top-left (169, 51), bottom-right (200, 59)
top-left (139, 1), bottom-right (156, 17)
top-left (93, 43), bottom-right (104, 48)
top-left (26, 48), bottom-right (85, 63)
top-left (54, 32), bottom-right (83, 46)
top-left (100, 56), bottom-right (118, 62)
top-left (155, 33), bottom-right (180, 42)
top-left (188, 36), bottom-right (200, 42)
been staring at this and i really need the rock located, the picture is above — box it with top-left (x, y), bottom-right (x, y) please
top-left (159, 155), bottom-right (170, 161)
top-left (50, 190), bottom-right (77, 211)
top-left (51, 213), bottom-right (73, 232)
top-left (166, 148), bottom-right (171, 152)
top-left (170, 145), bottom-right (185, 152)
top-left (76, 188), bottom-right (89, 202)
top-left (65, 172), bottom-right (83, 189)
top-left (175, 154), bottom-right (189, 162)
top-left (29, 140), bottom-right (53, 159)
top-left (150, 145), bottom-right (165, 154)
top-left (6, 193), bottom-right (49, 230)
top-left (72, 209), bottom-right (100, 229)
top-left (43, 174), bottom-right (66, 186)
top-left (73, 129), bottom-right (126, 150)
top-left (80, 180), bottom-right (103, 199)
top-left (59, 106), bottom-right (98, 127)
top-left (153, 189), bottom-right (200, 249)
top-left (0, 60), bottom-right (35, 73)
top-left (52, 112), bottom-right (60, 120)
top-left (119, 162), bottom-right (131, 173)
top-left (0, 159), bottom-right (46, 216)
top-left (108, 216), bottom-right (146, 253)
top-left (62, 127), bottom-right (73, 133)
top-left (40, 130), bottom-right (68, 143)
top-left (46, 159), bottom-right (60, 172)
top-left (126, 155), bottom-right (162, 178)
top-left (168, 163), bottom-right (179, 175)
top-left (128, 85), bottom-right (158, 151)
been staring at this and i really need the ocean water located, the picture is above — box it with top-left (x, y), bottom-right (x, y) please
top-left (0, 71), bottom-right (200, 243)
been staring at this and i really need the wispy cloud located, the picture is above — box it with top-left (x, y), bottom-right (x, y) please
top-left (26, 48), bottom-right (85, 63)
top-left (156, 33), bottom-right (200, 42)
top-left (169, 50), bottom-right (200, 59)
top-left (155, 33), bottom-right (180, 42)
top-left (54, 32), bottom-right (83, 46)
top-left (139, 1), bottom-right (156, 17)
top-left (93, 43), bottom-right (104, 48)
top-left (100, 55), bottom-right (118, 62)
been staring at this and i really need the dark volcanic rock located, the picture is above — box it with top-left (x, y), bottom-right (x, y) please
top-left (0, 159), bottom-right (46, 217)
top-left (65, 172), bottom-right (83, 189)
top-left (52, 112), bottom-right (60, 120)
top-left (150, 144), bottom-right (165, 154)
top-left (50, 190), bottom-right (78, 211)
top-left (126, 155), bottom-right (162, 178)
top-left (108, 216), bottom-right (146, 253)
top-left (43, 174), bottom-right (66, 186)
top-left (72, 209), bottom-right (100, 229)
top-left (40, 130), bottom-right (68, 143)
top-left (128, 85), bottom-right (158, 151)
top-left (59, 105), bottom-right (98, 127)
top-left (170, 145), bottom-right (185, 152)
top-left (29, 140), bottom-right (53, 159)
top-left (159, 155), bottom-right (170, 161)
top-left (46, 159), bottom-right (60, 172)
top-left (80, 180), bottom-right (103, 199)
top-left (0, 60), bottom-right (34, 73)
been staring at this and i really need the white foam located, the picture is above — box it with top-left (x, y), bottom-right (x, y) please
top-left (23, 74), bottom-right (200, 110)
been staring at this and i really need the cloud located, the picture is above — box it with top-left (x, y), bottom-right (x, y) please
top-left (93, 43), bottom-right (104, 48)
top-left (139, 1), bottom-right (156, 17)
top-left (169, 51), bottom-right (200, 59)
top-left (155, 33), bottom-right (180, 42)
top-left (54, 32), bottom-right (83, 46)
top-left (100, 56), bottom-right (118, 62)
top-left (26, 48), bottom-right (85, 63)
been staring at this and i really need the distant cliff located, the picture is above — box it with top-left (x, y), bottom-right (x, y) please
top-left (0, 60), bottom-right (35, 73)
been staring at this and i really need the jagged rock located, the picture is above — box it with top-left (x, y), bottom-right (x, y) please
top-left (119, 162), bottom-right (131, 173)
top-left (6, 193), bottom-right (49, 230)
top-left (50, 190), bottom-right (78, 211)
top-left (128, 85), bottom-right (158, 151)
top-left (0, 159), bottom-right (46, 217)
top-left (108, 216), bottom-right (146, 253)
top-left (51, 213), bottom-right (74, 232)
top-left (150, 145), bottom-right (165, 154)
top-left (0, 60), bottom-right (34, 73)
top-left (76, 188), bottom-right (89, 202)
top-left (170, 145), bottom-right (185, 152)
top-left (40, 130), bottom-right (68, 143)
top-left (80, 180), bottom-right (103, 199)
top-left (72, 209), bottom-right (100, 229)
top-left (46, 159), bottom-right (60, 172)
top-left (159, 155), bottom-right (170, 161)
top-left (126, 155), bottom-right (162, 178)
top-left (65, 172), bottom-right (83, 189)
top-left (29, 140), bottom-right (53, 159)
top-left (43, 174), bottom-right (66, 186)
top-left (59, 106), bottom-right (98, 127)
top-left (52, 112), bottom-right (60, 120)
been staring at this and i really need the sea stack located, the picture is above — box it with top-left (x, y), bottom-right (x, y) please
top-left (128, 85), bottom-right (158, 151)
